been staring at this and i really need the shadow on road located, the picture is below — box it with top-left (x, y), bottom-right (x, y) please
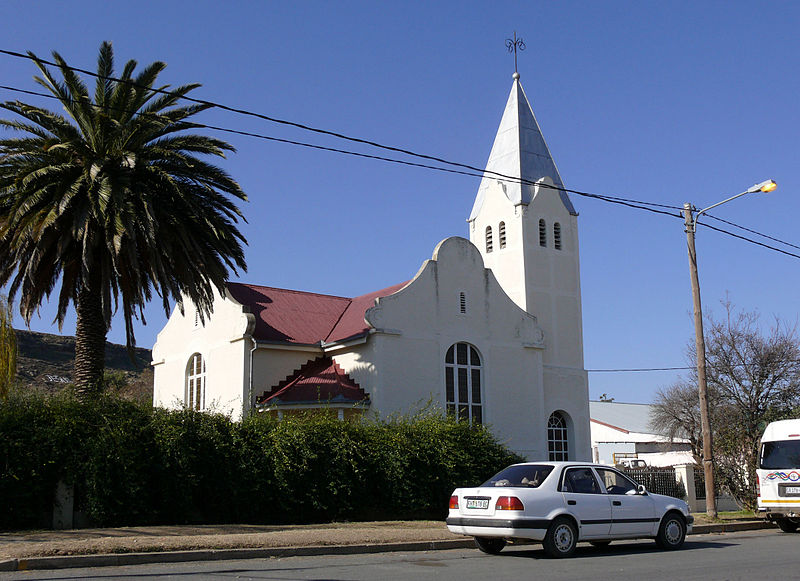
top-left (499, 538), bottom-right (736, 560)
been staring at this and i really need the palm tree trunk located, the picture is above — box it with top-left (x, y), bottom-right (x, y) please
top-left (74, 274), bottom-right (107, 396)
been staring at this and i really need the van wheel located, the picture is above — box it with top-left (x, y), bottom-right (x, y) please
top-left (776, 518), bottom-right (799, 533)
top-left (655, 512), bottom-right (686, 549)
top-left (474, 536), bottom-right (506, 554)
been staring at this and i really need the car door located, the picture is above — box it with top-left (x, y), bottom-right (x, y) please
top-left (560, 467), bottom-right (611, 539)
top-left (594, 467), bottom-right (657, 536)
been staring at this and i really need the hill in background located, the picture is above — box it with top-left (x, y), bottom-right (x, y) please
top-left (15, 329), bottom-right (153, 403)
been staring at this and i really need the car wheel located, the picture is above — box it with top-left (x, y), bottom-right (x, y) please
top-left (543, 516), bottom-right (577, 558)
top-left (473, 536), bottom-right (506, 554)
top-left (655, 512), bottom-right (686, 549)
top-left (776, 518), bottom-right (799, 533)
top-left (590, 540), bottom-right (611, 548)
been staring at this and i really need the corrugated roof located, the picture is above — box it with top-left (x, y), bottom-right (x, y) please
top-left (226, 281), bottom-right (407, 345)
top-left (589, 401), bottom-right (656, 434)
top-left (328, 281), bottom-right (409, 343)
top-left (227, 283), bottom-right (350, 344)
top-left (256, 356), bottom-right (369, 405)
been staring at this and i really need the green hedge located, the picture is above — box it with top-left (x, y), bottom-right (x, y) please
top-left (0, 391), bottom-right (520, 530)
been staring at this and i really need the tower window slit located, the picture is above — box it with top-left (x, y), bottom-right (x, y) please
top-left (554, 223), bottom-right (562, 250)
top-left (459, 292), bottom-right (466, 314)
top-left (499, 221), bottom-right (506, 248)
top-left (539, 219), bottom-right (547, 247)
top-left (485, 226), bottom-right (493, 253)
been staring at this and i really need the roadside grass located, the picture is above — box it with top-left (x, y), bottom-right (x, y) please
top-left (692, 510), bottom-right (760, 525)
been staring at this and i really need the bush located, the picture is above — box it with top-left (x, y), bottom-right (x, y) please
top-left (0, 390), bottom-right (62, 528)
top-left (0, 391), bottom-right (519, 529)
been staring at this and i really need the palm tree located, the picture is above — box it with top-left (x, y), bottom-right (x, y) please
top-left (0, 42), bottom-right (247, 394)
top-left (0, 294), bottom-right (16, 400)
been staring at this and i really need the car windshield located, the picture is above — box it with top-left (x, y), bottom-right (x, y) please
top-left (761, 440), bottom-right (800, 469)
top-left (481, 464), bottom-right (554, 488)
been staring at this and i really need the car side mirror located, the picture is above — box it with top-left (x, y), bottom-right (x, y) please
top-left (636, 484), bottom-right (647, 495)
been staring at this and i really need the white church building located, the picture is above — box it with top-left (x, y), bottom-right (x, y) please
top-left (152, 72), bottom-right (591, 460)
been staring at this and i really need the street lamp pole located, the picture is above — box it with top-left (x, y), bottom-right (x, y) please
top-left (683, 179), bottom-right (777, 519)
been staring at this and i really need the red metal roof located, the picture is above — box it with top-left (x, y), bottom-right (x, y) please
top-left (256, 356), bottom-right (369, 405)
top-left (327, 281), bottom-right (408, 342)
top-left (226, 281), bottom-right (407, 345)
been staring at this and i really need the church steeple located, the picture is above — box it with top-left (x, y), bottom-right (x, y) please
top-left (468, 72), bottom-right (585, 373)
top-left (468, 73), bottom-right (576, 221)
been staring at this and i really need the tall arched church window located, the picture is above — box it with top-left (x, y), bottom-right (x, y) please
top-left (554, 223), bottom-right (562, 250)
top-left (445, 343), bottom-right (482, 425)
top-left (539, 219), bottom-right (547, 247)
top-left (485, 226), bottom-right (493, 253)
top-left (548, 412), bottom-right (569, 461)
top-left (499, 221), bottom-right (506, 249)
top-left (186, 353), bottom-right (206, 411)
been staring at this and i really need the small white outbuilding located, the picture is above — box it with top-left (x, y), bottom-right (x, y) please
top-left (152, 72), bottom-right (591, 460)
top-left (590, 401), bottom-right (695, 467)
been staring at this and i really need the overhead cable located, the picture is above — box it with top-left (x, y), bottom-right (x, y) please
top-left (0, 83), bottom-right (681, 219)
top-left (1, 52), bottom-right (798, 256)
top-left (0, 48), bottom-right (683, 214)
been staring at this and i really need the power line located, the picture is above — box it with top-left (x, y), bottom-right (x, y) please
top-left (2, 52), bottom-right (799, 258)
top-left (698, 222), bottom-right (800, 260)
top-left (0, 48), bottom-right (684, 216)
top-left (587, 366), bottom-right (693, 373)
top-left (4, 82), bottom-right (798, 258)
top-left (705, 213), bottom-right (800, 252)
top-left (0, 82), bottom-right (682, 219)
top-left (588, 359), bottom-right (800, 373)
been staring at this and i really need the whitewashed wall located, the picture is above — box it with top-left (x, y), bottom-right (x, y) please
top-left (352, 236), bottom-right (549, 458)
top-left (152, 288), bottom-right (253, 419)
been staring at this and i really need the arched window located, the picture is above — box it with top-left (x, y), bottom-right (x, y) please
top-left (186, 353), bottom-right (206, 411)
top-left (499, 221), bottom-right (507, 249)
top-left (539, 219), bottom-right (547, 247)
top-left (548, 412), bottom-right (569, 461)
top-left (445, 343), bottom-right (482, 425)
top-left (554, 223), bottom-right (562, 250)
top-left (485, 226), bottom-right (493, 253)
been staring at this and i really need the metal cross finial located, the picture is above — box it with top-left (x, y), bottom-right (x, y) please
top-left (505, 31), bottom-right (526, 74)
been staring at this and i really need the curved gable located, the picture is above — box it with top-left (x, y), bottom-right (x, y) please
top-left (365, 236), bottom-right (544, 347)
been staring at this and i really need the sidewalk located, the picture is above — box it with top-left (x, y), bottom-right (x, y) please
top-left (0, 518), bottom-right (774, 572)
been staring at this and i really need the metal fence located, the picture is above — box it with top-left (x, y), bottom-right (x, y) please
top-left (621, 467), bottom-right (686, 499)
top-left (694, 468), bottom-right (706, 499)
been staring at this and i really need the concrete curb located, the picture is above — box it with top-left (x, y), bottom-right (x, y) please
top-left (1, 539), bottom-right (475, 572)
top-left (690, 520), bottom-right (773, 534)
top-left (0, 522), bottom-right (777, 572)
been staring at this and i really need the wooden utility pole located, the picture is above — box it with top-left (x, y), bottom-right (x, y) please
top-left (683, 202), bottom-right (717, 518)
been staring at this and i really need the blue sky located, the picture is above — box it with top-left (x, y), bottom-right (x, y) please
top-left (1, 1), bottom-right (798, 403)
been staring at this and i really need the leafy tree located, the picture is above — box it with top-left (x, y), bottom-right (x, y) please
top-left (0, 294), bottom-right (16, 400)
top-left (0, 42), bottom-right (247, 394)
top-left (651, 301), bottom-right (800, 508)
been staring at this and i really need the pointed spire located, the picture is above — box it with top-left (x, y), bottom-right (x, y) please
top-left (469, 74), bottom-right (576, 220)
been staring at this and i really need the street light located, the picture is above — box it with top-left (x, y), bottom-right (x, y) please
top-left (683, 179), bottom-right (777, 518)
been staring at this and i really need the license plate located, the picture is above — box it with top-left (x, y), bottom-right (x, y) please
top-left (787, 486), bottom-right (800, 495)
top-left (466, 498), bottom-right (489, 509)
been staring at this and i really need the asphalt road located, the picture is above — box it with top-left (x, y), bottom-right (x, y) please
top-left (0, 529), bottom-right (792, 581)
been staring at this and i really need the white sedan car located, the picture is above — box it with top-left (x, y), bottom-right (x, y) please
top-left (446, 461), bottom-right (693, 557)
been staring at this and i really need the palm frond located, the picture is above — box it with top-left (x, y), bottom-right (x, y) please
top-left (1, 42), bottom-right (248, 387)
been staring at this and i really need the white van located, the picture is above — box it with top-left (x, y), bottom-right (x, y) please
top-left (757, 419), bottom-right (800, 532)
